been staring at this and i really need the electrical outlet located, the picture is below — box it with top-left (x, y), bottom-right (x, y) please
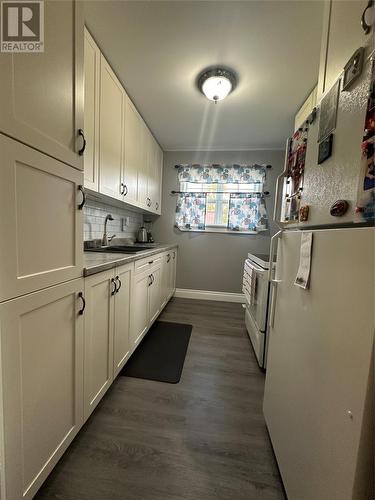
top-left (121, 217), bottom-right (130, 231)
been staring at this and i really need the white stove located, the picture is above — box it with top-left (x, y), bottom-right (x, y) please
top-left (243, 252), bottom-right (275, 369)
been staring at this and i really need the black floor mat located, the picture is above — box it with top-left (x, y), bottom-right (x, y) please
top-left (121, 321), bottom-right (192, 384)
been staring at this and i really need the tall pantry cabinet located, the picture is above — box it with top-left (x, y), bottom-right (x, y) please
top-left (0, 1), bottom-right (85, 499)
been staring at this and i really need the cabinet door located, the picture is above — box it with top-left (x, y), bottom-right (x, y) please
top-left (123, 97), bottom-right (140, 205)
top-left (113, 263), bottom-right (132, 377)
top-left (149, 265), bottom-right (162, 325)
top-left (171, 249), bottom-right (177, 295)
top-left (0, 0), bottom-right (84, 170)
top-left (146, 135), bottom-right (158, 213)
top-left (161, 252), bottom-right (171, 307)
top-left (130, 271), bottom-right (150, 348)
top-left (0, 279), bottom-right (84, 500)
top-left (137, 120), bottom-right (149, 209)
top-left (318, 0), bottom-right (371, 98)
top-left (84, 269), bottom-right (114, 420)
top-left (99, 55), bottom-right (124, 200)
top-left (0, 134), bottom-right (83, 303)
top-left (155, 145), bottom-right (163, 214)
top-left (83, 28), bottom-right (100, 191)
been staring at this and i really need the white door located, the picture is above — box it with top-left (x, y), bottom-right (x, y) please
top-left (149, 265), bottom-right (162, 325)
top-left (83, 28), bottom-right (100, 191)
top-left (113, 263), bottom-right (132, 377)
top-left (0, 0), bottom-right (84, 170)
top-left (263, 228), bottom-right (375, 500)
top-left (0, 279), bottom-right (84, 500)
top-left (130, 271), bottom-right (150, 347)
top-left (123, 97), bottom-right (140, 205)
top-left (84, 269), bottom-right (114, 420)
top-left (0, 134), bottom-right (83, 303)
top-left (99, 54), bottom-right (124, 200)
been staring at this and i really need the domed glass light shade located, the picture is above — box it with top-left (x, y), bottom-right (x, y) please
top-left (198, 68), bottom-right (237, 103)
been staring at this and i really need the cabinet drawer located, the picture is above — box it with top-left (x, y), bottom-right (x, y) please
top-left (0, 134), bottom-right (84, 303)
top-left (135, 253), bottom-right (163, 274)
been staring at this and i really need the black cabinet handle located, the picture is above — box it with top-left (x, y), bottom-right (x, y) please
top-left (121, 183), bottom-right (128, 196)
top-left (172, 251), bottom-right (175, 260)
top-left (167, 254), bottom-right (171, 263)
top-left (148, 275), bottom-right (152, 287)
top-left (116, 276), bottom-right (122, 292)
top-left (155, 202), bottom-right (159, 210)
top-left (78, 129), bottom-right (86, 155)
top-left (78, 292), bottom-right (86, 315)
top-left (148, 260), bottom-right (154, 265)
top-left (111, 277), bottom-right (117, 295)
top-left (78, 185), bottom-right (86, 210)
top-left (361, 0), bottom-right (373, 34)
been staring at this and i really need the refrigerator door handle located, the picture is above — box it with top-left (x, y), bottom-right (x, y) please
top-left (269, 279), bottom-right (282, 328)
top-left (273, 137), bottom-right (291, 229)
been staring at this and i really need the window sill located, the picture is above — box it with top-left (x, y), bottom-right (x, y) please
top-left (175, 226), bottom-right (266, 235)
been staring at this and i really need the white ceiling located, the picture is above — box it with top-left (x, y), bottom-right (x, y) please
top-left (84, 0), bottom-right (324, 151)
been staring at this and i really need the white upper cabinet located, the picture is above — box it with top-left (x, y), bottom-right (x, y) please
top-left (82, 26), bottom-right (163, 214)
top-left (0, 0), bottom-right (84, 170)
top-left (99, 55), bottom-right (125, 200)
top-left (0, 134), bottom-right (83, 303)
top-left (0, 278), bottom-right (84, 500)
top-left (318, 0), bottom-right (372, 98)
top-left (137, 120), bottom-right (150, 209)
top-left (83, 28), bottom-right (100, 191)
top-left (123, 97), bottom-right (141, 205)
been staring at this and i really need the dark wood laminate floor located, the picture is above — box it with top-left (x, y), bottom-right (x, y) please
top-left (36, 298), bottom-right (285, 500)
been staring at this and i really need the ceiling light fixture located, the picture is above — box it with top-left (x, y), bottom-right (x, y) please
top-left (198, 67), bottom-right (237, 104)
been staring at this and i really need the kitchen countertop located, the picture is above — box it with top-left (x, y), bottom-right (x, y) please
top-left (84, 244), bottom-right (178, 276)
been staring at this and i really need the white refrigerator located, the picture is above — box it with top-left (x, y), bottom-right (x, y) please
top-left (263, 48), bottom-right (374, 499)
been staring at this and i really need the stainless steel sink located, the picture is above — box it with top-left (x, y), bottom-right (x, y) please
top-left (85, 245), bottom-right (155, 254)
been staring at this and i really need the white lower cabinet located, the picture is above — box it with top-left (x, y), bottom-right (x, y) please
top-left (149, 265), bottom-right (162, 325)
top-left (0, 250), bottom-right (176, 499)
top-left (113, 264), bottom-right (132, 377)
top-left (131, 270), bottom-right (151, 347)
top-left (161, 249), bottom-right (178, 307)
top-left (83, 269), bottom-right (114, 420)
top-left (83, 262), bottom-right (132, 419)
top-left (0, 279), bottom-right (85, 500)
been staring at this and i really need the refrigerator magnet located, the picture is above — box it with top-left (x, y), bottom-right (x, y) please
top-left (318, 134), bottom-right (334, 164)
top-left (299, 205), bottom-right (309, 222)
top-left (342, 47), bottom-right (364, 91)
top-left (330, 200), bottom-right (349, 217)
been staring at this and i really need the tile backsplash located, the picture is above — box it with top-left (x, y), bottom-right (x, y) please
top-left (84, 198), bottom-right (143, 242)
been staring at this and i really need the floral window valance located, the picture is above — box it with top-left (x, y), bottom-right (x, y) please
top-left (174, 164), bottom-right (269, 234)
top-left (177, 164), bottom-right (266, 186)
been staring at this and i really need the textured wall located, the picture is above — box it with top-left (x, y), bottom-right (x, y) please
top-left (84, 198), bottom-right (143, 242)
top-left (152, 150), bottom-right (284, 293)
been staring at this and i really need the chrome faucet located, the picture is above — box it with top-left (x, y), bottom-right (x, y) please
top-left (102, 214), bottom-right (115, 246)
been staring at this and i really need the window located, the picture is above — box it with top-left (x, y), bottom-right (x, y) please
top-left (175, 165), bottom-right (268, 233)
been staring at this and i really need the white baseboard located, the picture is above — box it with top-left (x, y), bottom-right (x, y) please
top-left (174, 288), bottom-right (245, 303)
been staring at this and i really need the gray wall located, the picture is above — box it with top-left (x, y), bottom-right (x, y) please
top-left (152, 150), bottom-right (284, 293)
